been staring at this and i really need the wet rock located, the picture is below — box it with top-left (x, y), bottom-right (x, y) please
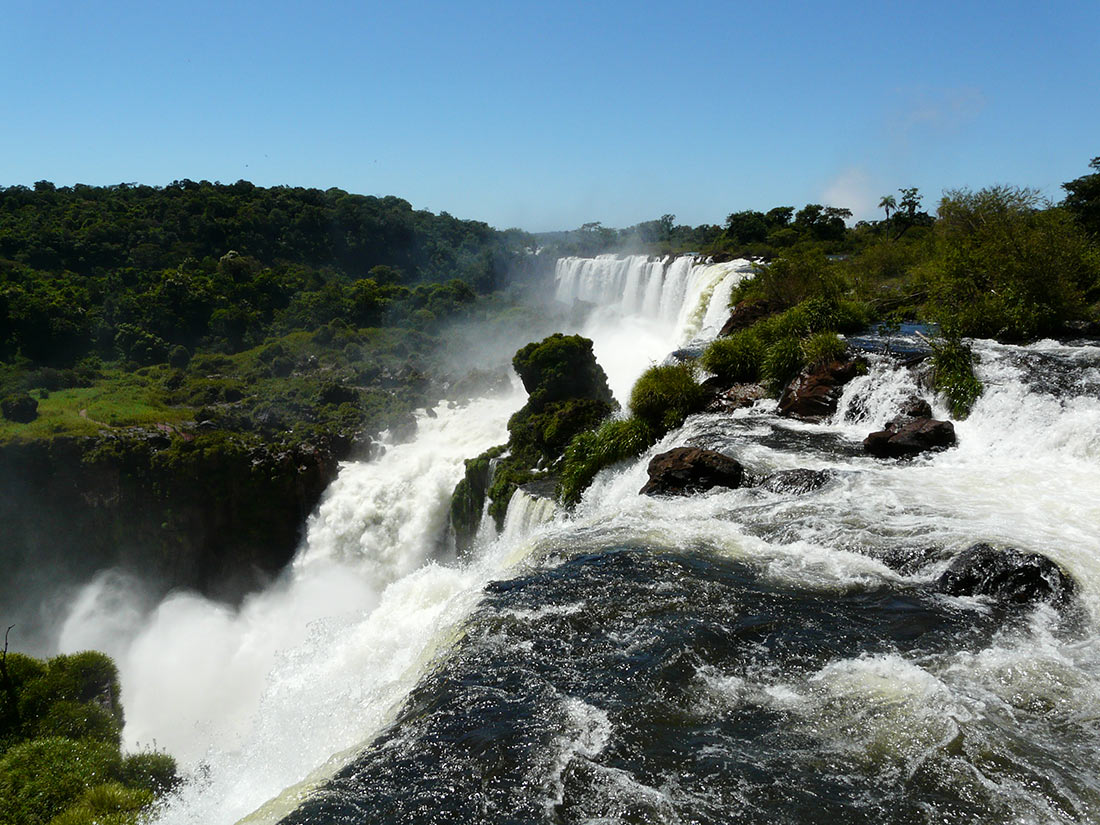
top-left (896, 394), bottom-right (932, 419)
top-left (863, 416), bottom-right (956, 458)
top-left (875, 545), bottom-right (945, 577)
top-left (719, 300), bottom-right (776, 336)
top-left (640, 447), bottom-right (744, 497)
top-left (758, 468), bottom-right (834, 495)
top-left (936, 543), bottom-right (1075, 608)
top-left (702, 379), bottom-right (767, 413)
top-left (778, 358), bottom-right (864, 421)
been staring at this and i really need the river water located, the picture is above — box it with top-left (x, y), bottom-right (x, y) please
top-left (59, 255), bottom-right (1100, 824)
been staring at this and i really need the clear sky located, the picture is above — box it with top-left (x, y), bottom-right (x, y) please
top-left (2, 0), bottom-right (1098, 232)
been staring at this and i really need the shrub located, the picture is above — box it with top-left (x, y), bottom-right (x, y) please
top-left (931, 337), bottom-right (982, 418)
top-left (700, 331), bottom-right (764, 383)
top-left (0, 737), bottom-right (122, 825)
top-left (801, 332), bottom-right (847, 367)
top-left (507, 397), bottom-right (614, 466)
top-left (511, 334), bottom-right (613, 411)
top-left (120, 750), bottom-right (179, 796)
top-left (761, 337), bottom-right (805, 393)
top-left (558, 417), bottom-right (654, 505)
top-left (17, 652), bottom-right (122, 733)
top-left (46, 782), bottom-right (152, 825)
top-left (629, 362), bottom-right (706, 436)
top-left (2, 392), bottom-right (39, 422)
top-left (34, 700), bottom-right (120, 746)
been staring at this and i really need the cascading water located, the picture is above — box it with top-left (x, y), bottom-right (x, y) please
top-left (54, 254), bottom-right (1100, 824)
top-left (554, 254), bottom-right (753, 401)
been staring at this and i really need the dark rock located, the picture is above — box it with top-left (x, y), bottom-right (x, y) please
top-left (640, 447), bottom-right (744, 496)
top-left (778, 358), bottom-right (864, 421)
top-left (936, 543), bottom-right (1075, 608)
top-left (863, 416), bottom-right (956, 458)
top-left (719, 300), bottom-right (776, 337)
top-left (389, 411), bottom-right (419, 443)
top-left (0, 431), bottom-right (342, 614)
top-left (896, 395), bottom-right (932, 419)
top-left (702, 379), bottom-right (767, 413)
top-left (876, 545), bottom-right (945, 577)
top-left (758, 469), bottom-right (834, 495)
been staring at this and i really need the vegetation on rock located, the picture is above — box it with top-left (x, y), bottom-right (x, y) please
top-left (0, 647), bottom-right (178, 825)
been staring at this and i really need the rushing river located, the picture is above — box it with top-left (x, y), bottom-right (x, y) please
top-left (59, 255), bottom-right (1100, 824)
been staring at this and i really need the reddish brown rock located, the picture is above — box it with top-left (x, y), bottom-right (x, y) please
top-left (778, 358), bottom-right (864, 421)
top-left (640, 447), bottom-right (745, 496)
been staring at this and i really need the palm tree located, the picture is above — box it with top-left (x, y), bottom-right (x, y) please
top-left (878, 195), bottom-right (897, 240)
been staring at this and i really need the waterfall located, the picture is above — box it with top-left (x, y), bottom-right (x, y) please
top-left (553, 254), bottom-right (753, 401)
top-left (50, 253), bottom-right (1100, 824)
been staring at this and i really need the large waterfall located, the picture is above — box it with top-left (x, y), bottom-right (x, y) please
top-left (55, 255), bottom-right (1100, 824)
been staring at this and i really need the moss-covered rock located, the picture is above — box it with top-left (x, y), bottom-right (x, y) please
top-left (450, 445), bottom-right (505, 555)
top-left (511, 333), bottom-right (614, 412)
top-left (450, 333), bottom-right (615, 550)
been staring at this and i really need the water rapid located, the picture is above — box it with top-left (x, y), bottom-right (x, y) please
top-left (54, 254), bottom-right (1100, 824)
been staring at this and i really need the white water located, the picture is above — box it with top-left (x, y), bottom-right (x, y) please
top-left (52, 253), bottom-right (747, 823)
top-left (53, 254), bottom-right (1100, 823)
top-left (554, 254), bottom-right (753, 401)
top-left (59, 387), bottom-right (535, 824)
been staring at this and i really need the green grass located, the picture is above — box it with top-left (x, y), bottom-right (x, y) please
top-left (0, 370), bottom-right (194, 444)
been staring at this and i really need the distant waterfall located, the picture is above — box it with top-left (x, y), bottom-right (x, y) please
top-left (553, 254), bottom-right (753, 402)
top-left (553, 254), bottom-right (752, 345)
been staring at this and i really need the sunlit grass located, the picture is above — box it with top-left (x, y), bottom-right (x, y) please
top-left (0, 370), bottom-right (194, 444)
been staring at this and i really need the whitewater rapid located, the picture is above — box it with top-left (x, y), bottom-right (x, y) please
top-left (53, 253), bottom-right (1100, 824)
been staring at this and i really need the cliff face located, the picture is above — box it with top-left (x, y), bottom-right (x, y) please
top-left (0, 431), bottom-right (341, 615)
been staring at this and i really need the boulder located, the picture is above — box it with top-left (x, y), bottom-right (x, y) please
top-left (758, 468), bottom-right (834, 494)
top-left (640, 447), bottom-right (744, 497)
top-left (936, 543), bottom-right (1075, 608)
top-left (778, 358), bottom-right (864, 421)
top-left (863, 416), bottom-right (955, 458)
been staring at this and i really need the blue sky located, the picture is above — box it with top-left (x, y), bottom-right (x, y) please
top-left (2, 0), bottom-right (1098, 231)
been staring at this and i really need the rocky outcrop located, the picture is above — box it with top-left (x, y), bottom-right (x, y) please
top-left (778, 358), bottom-right (864, 422)
top-left (935, 543), bottom-right (1075, 608)
top-left (0, 431), bottom-right (341, 611)
top-left (640, 447), bottom-right (744, 496)
top-left (719, 300), bottom-right (776, 337)
top-left (863, 414), bottom-right (955, 458)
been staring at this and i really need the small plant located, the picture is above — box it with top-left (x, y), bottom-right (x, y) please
top-left (801, 332), bottom-right (847, 367)
top-left (558, 417), bottom-right (654, 505)
top-left (629, 362), bottom-right (706, 436)
top-left (700, 331), bottom-right (764, 383)
top-left (930, 336), bottom-right (982, 418)
top-left (761, 337), bottom-right (805, 393)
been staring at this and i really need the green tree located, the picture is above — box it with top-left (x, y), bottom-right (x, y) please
top-left (1063, 156), bottom-right (1100, 237)
top-left (927, 186), bottom-right (1098, 340)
